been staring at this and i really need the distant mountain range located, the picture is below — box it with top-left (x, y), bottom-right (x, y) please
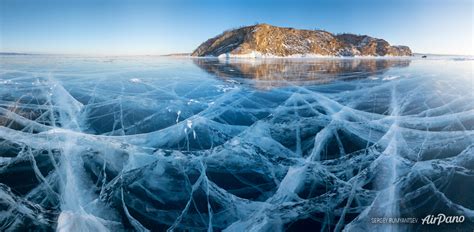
top-left (0, 52), bottom-right (36, 55)
top-left (192, 24), bottom-right (412, 58)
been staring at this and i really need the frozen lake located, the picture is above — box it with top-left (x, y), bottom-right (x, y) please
top-left (0, 55), bottom-right (473, 231)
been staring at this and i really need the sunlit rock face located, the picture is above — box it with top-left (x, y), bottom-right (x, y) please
top-left (192, 24), bottom-right (413, 57)
top-left (335, 34), bottom-right (412, 56)
top-left (0, 55), bottom-right (473, 231)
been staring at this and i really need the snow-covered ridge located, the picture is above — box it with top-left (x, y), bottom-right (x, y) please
top-left (215, 51), bottom-right (414, 59)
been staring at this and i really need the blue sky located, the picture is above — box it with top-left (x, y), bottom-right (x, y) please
top-left (1, 0), bottom-right (472, 55)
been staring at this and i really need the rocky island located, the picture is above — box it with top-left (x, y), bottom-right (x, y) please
top-left (192, 24), bottom-right (412, 58)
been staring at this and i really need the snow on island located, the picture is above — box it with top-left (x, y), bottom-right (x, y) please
top-left (192, 24), bottom-right (412, 58)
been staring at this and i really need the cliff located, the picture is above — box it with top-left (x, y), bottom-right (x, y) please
top-left (192, 24), bottom-right (412, 57)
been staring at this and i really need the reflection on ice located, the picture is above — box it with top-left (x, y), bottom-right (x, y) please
top-left (0, 55), bottom-right (473, 231)
top-left (194, 58), bottom-right (411, 89)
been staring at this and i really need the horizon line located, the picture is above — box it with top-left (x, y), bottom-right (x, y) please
top-left (2, 51), bottom-right (474, 57)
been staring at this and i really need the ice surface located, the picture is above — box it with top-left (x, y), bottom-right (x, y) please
top-left (0, 55), bottom-right (473, 231)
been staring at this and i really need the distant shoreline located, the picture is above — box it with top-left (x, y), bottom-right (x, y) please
top-left (0, 52), bottom-right (40, 56)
